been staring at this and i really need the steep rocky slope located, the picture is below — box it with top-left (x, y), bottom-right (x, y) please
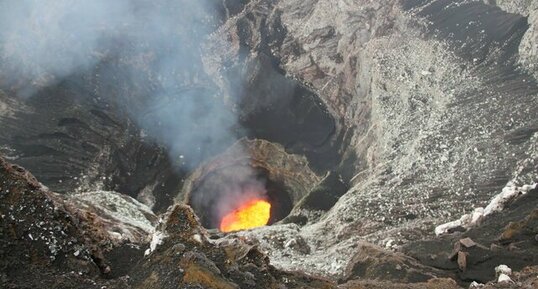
top-left (201, 0), bottom-right (538, 279)
top-left (487, 0), bottom-right (538, 80)
top-left (0, 0), bottom-right (537, 288)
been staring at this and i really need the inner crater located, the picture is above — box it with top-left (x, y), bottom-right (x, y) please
top-left (182, 138), bottom-right (322, 231)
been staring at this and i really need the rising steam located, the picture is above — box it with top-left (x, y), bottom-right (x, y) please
top-left (0, 0), bottom-right (270, 219)
top-left (0, 0), bottom-right (237, 167)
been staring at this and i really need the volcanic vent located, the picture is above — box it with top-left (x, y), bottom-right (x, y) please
top-left (181, 139), bottom-right (322, 232)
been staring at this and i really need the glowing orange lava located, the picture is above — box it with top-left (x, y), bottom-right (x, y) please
top-left (219, 199), bottom-right (271, 232)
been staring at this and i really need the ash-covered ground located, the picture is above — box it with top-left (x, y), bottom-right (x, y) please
top-left (1, 0), bottom-right (538, 288)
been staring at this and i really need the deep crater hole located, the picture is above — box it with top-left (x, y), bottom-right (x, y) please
top-left (188, 165), bottom-right (293, 231)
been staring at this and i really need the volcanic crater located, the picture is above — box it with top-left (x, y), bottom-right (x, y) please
top-left (1, 0), bottom-right (538, 289)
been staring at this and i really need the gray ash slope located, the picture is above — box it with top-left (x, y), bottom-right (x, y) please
top-left (0, 0), bottom-right (537, 287)
top-left (206, 0), bottom-right (538, 279)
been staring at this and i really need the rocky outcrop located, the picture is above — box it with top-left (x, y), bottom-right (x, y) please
top-left (132, 204), bottom-right (336, 289)
top-left (402, 186), bottom-right (538, 284)
top-left (1, 141), bottom-right (535, 288)
top-left (0, 157), bottom-right (337, 288)
top-left (0, 157), bottom-right (132, 288)
top-left (64, 191), bottom-right (158, 245)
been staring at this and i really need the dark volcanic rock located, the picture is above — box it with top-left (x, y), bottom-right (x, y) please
top-left (0, 157), bottom-right (337, 289)
top-left (131, 204), bottom-right (336, 289)
top-left (0, 157), bottom-right (132, 288)
top-left (0, 83), bottom-right (185, 213)
top-left (402, 187), bottom-right (538, 284)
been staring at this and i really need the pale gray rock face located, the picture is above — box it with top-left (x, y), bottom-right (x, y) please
top-left (208, 0), bottom-right (538, 278)
top-left (519, 11), bottom-right (538, 80)
top-left (67, 190), bottom-right (157, 244)
top-left (486, 0), bottom-right (538, 80)
top-left (486, 0), bottom-right (536, 16)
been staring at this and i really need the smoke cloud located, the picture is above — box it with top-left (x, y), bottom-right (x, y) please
top-left (0, 0), bottom-right (271, 222)
top-left (0, 0), bottom-right (130, 94)
top-left (0, 0), bottom-right (239, 168)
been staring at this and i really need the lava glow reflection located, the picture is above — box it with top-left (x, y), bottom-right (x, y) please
top-left (220, 199), bottom-right (271, 232)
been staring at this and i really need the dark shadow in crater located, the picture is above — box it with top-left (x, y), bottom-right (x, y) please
top-left (226, 53), bottom-right (345, 174)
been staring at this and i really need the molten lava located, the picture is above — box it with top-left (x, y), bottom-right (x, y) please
top-left (220, 199), bottom-right (271, 232)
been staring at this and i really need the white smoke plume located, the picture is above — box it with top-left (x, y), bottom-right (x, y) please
top-left (0, 0), bottom-right (239, 167)
top-left (0, 0), bottom-right (273, 223)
